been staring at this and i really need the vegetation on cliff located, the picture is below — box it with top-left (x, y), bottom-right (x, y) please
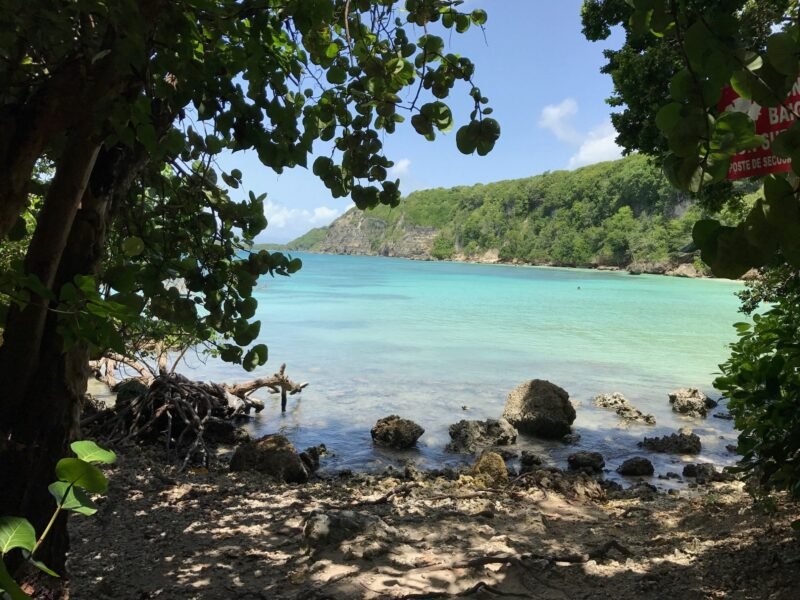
top-left (293, 154), bottom-right (755, 269)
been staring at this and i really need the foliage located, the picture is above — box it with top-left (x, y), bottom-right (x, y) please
top-left (738, 264), bottom-right (800, 315)
top-left (0, 441), bottom-right (115, 598)
top-left (285, 226), bottom-right (331, 251)
top-left (716, 300), bottom-right (800, 499)
top-left (295, 154), bottom-right (715, 268)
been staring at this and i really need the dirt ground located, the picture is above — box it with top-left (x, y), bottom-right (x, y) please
top-left (65, 445), bottom-right (800, 600)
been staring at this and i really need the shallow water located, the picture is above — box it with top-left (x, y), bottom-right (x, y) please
top-left (183, 253), bottom-right (745, 484)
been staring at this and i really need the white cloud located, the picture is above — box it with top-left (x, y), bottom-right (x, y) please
top-left (538, 99), bottom-right (623, 169)
top-left (538, 98), bottom-right (581, 144)
top-left (265, 199), bottom-right (341, 230)
top-left (568, 122), bottom-right (623, 168)
top-left (388, 158), bottom-right (411, 177)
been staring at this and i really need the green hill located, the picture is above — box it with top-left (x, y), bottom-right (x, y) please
top-left (289, 154), bottom-right (719, 273)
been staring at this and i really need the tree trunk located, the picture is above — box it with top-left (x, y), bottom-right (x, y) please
top-left (0, 144), bottom-right (143, 576)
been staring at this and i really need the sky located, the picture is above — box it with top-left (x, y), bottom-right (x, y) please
top-left (221, 1), bottom-right (625, 243)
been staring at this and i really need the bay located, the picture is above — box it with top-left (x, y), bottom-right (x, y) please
top-left (187, 253), bottom-right (745, 481)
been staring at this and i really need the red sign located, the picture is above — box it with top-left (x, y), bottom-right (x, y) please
top-left (717, 79), bottom-right (800, 179)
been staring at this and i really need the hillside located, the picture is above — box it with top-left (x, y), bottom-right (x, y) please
top-left (288, 155), bottom-right (711, 275)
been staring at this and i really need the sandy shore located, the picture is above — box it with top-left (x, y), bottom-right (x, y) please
top-left (63, 443), bottom-right (800, 600)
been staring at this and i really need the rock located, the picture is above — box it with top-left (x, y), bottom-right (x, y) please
top-left (114, 378), bottom-right (149, 404)
top-left (726, 444), bottom-right (739, 454)
top-left (617, 457), bottom-right (654, 476)
top-left (594, 392), bottom-right (656, 425)
top-left (639, 431), bottom-right (701, 454)
top-left (502, 379), bottom-right (576, 438)
top-left (229, 434), bottom-right (310, 483)
top-left (204, 419), bottom-right (251, 445)
top-left (607, 482), bottom-right (659, 501)
top-left (303, 510), bottom-right (398, 558)
top-left (668, 388), bottom-right (717, 418)
top-left (713, 412), bottom-right (734, 421)
top-left (299, 444), bottom-right (326, 473)
top-left (470, 451), bottom-right (508, 487)
top-left (446, 418), bottom-right (517, 453)
top-left (370, 415), bottom-right (424, 449)
top-left (562, 432), bottom-right (582, 444)
top-left (527, 467), bottom-right (606, 501)
top-left (567, 451), bottom-right (605, 473)
top-left (667, 263), bottom-right (703, 278)
top-left (682, 463), bottom-right (734, 483)
top-left (520, 450), bottom-right (544, 468)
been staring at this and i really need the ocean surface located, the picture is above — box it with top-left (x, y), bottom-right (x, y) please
top-left (185, 253), bottom-right (746, 484)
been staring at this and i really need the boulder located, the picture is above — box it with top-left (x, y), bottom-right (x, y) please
top-left (617, 457), bottom-right (654, 476)
top-left (567, 451), bottom-right (605, 473)
top-left (594, 392), bottom-right (656, 425)
top-left (229, 433), bottom-right (310, 483)
top-left (668, 388), bottom-right (717, 418)
top-left (370, 415), bottom-right (424, 449)
top-left (520, 450), bottom-right (544, 468)
top-left (639, 431), bottom-right (701, 454)
top-left (470, 451), bottom-right (508, 487)
top-left (445, 418), bottom-right (517, 453)
top-left (502, 379), bottom-right (576, 438)
top-left (204, 418), bottom-right (251, 445)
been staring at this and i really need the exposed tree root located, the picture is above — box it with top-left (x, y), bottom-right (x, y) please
top-left (84, 362), bottom-right (307, 469)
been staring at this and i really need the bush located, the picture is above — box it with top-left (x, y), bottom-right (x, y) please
top-left (716, 299), bottom-right (800, 498)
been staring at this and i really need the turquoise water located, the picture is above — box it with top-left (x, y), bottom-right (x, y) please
top-left (186, 253), bottom-right (745, 481)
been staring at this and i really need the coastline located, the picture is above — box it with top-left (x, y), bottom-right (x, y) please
top-left (272, 247), bottom-right (753, 283)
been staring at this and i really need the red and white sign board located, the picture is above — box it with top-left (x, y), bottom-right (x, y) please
top-left (718, 78), bottom-right (800, 179)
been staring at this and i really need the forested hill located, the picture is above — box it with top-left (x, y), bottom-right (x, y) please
top-left (288, 154), bottom-right (710, 275)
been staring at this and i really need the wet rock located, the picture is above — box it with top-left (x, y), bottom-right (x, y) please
top-left (713, 412), bottom-right (734, 421)
top-left (114, 378), bottom-right (149, 404)
top-left (502, 379), bottom-right (576, 439)
top-left (303, 510), bottom-right (398, 558)
top-left (668, 388), bottom-right (717, 418)
top-left (445, 418), bottom-right (517, 453)
top-left (726, 444), bottom-right (739, 454)
top-left (617, 457), bottom-right (654, 476)
top-left (204, 419), bottom-right (251, 445)
top-left (567, 451), bottom-right (605, 474)
top-left (370, 415), bottom-right (424, 449)
top-left (299, 444), bottom-right (327, 473)
top-left (229, 433), bottom-right (309, 483)
top-left (682, 463), bottom-right (734, 483)
top-left (594, 392), bottom-right (656, 425)
top-left (562, 432), bottom-right (582, 444)
top-left (607, 482), bottom-right (659, 501)
top-left (520, 450), bottom-right (544, 468)
top-left (639, 431), bottom-right (701, 454)
top-left (471, 451), bottom-right (508, 487)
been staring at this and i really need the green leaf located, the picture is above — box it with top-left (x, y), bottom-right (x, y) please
top-left (243, 343), bottom-right (268, 371)
top-left (456, 125), bottom-right (477, 154)
top-left (26, 555), bottom-right (59, 578)
top-left (766, 31), bottom-right (800, 76)
top-left (122, 236), bottom-right (145, 257)
top-left (0, 558), bottom-right (31, 600)
top-left (0, 517), bottom-right (36, 556)
top-left (55, 458), bottom-right (108, 494)
top-left (48, 482), bottom-right (98, 516)
top-left (470, 9), bottom-right (487, 26)
top-left (70, 440), bottom-right (117, 465)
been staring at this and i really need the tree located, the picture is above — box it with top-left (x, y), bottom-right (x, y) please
top-left (582, 0), bottom-right (800, 497)
top-left (0, 0), bottom-right (499, 575)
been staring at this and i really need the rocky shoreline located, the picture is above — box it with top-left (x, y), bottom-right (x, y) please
top-left (66, 441), bottom-right (800, 600)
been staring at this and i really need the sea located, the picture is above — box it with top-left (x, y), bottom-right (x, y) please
top-left (183, 252), bottom-right (746, 484)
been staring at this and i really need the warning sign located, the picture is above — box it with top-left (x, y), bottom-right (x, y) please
top-left (718, 78), bottom-right (800, 179)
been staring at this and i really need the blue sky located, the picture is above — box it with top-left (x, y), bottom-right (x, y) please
top-left (222, 1), bottom-right (625, 243)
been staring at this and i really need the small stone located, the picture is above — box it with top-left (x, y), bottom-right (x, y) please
top-left (520, 450), bottom-right (544, 467)
top-left (562, 432), bottom-right (582, 444)
top-left (594, 392), bottom-right (656, 425)
top-left (567, 451), bottom-right (605, 473)
top-left (617, 457), bottom-right (654, 476)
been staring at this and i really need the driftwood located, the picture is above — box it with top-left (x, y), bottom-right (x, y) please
top-left (84, 361), bottom-right (308, 469)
